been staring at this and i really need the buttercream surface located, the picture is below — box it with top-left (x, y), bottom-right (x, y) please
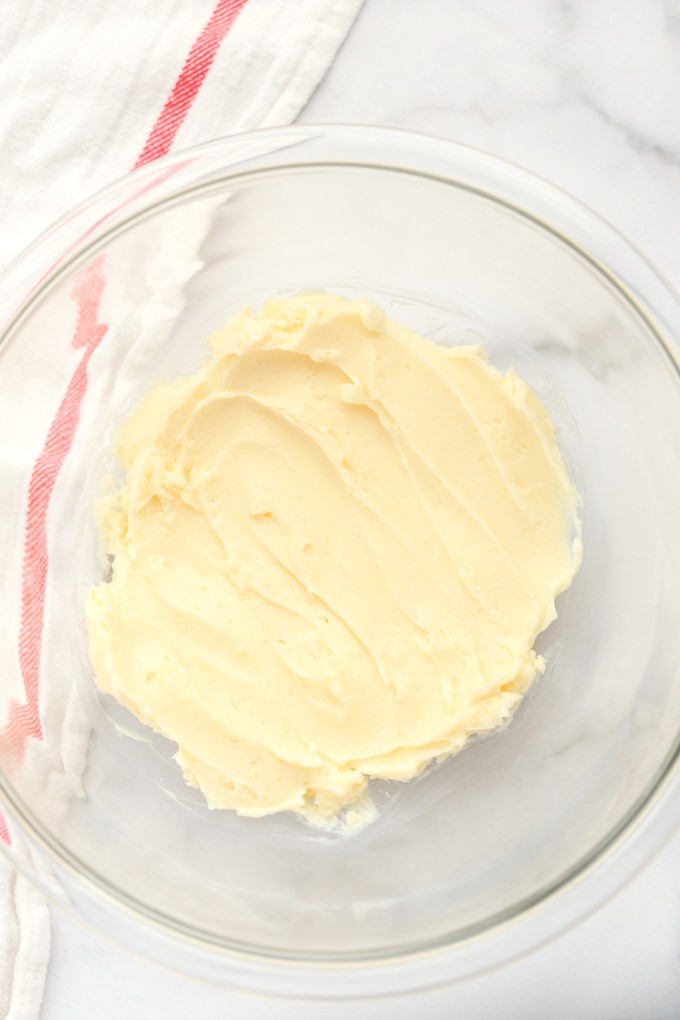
top-left (86, 295), bottom-right (581, 822)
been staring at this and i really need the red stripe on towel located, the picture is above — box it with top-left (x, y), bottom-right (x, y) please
top-left (134, 0), bottom-right (249, 168)
top-left (9, 260), bottom-right (108, 761)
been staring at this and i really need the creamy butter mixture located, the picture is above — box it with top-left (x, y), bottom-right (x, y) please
top-left (86, 295), bottom-right (581, 823)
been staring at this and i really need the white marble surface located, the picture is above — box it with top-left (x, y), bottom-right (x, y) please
top-left (43, 1), bottom-right (680, 1016)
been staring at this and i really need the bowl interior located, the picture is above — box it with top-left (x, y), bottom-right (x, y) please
top-left (2, 145), bottom-right (680, 960)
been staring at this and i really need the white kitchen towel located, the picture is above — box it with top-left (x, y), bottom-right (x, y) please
top-left (0, 849), bottom-right (50, 1020)
top-left (0, 1), bottom-right (364, 1016)
top-left (0, 0), bottom-right (364, 271)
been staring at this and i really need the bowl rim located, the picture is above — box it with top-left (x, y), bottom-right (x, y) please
top-left (2, 123), bottom-right (680, 995)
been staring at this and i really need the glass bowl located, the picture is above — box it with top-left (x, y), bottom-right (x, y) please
top-left (1, 126), bottom-right (680, 999)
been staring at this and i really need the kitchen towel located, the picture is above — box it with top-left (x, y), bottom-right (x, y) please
top-left (0, 1), bottom-right (364, 1016)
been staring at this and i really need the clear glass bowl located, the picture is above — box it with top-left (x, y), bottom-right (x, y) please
top-left (1, 126), bottom-right (680, 999)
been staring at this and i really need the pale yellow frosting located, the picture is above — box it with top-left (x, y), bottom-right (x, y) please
top-left (86, 295), bottom-right (581, 823)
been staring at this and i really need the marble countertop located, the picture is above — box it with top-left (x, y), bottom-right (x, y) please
top-left (44, 1), bottom-right (680, 1016)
